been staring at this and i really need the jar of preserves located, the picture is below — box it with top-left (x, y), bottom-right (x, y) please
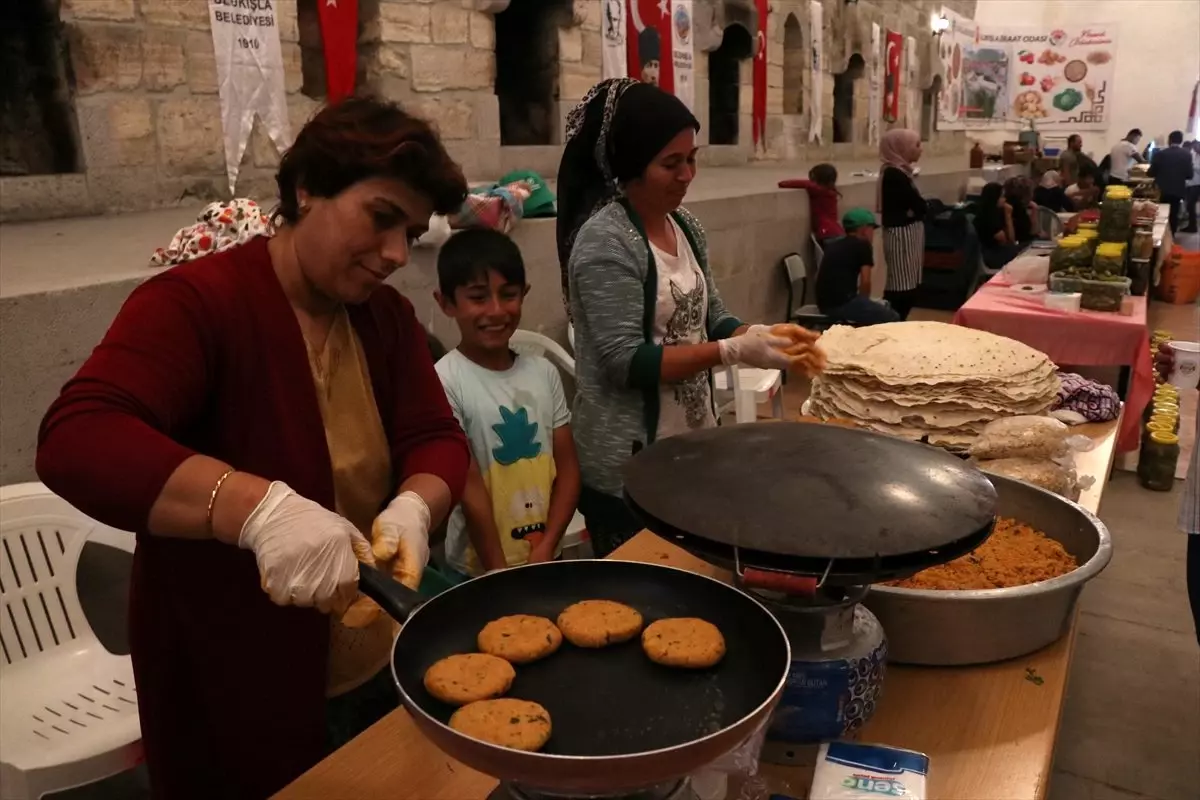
top-left (1145, 396), bottom-right (1180, 423)
top-left (1149, 412), bottom-right (1180, 433)
top-left (1137, 430), bottom-right (1180, 491)
top-left (1093, 242), bottom-right (1127, 276)
top-left (1099, 186), bottom-right (1133, 243)
top-left (1076, 228), bottom-right (1099, 254)
top-left (1049, 237), bottom-right (1087, 273)
top-left (1131, 227), bottom-right (1154, 260)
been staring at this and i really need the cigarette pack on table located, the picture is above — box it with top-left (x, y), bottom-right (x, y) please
top-left (1044, 292), bottom-right (1082, 312)
top-left (808, 741), bottom-right (928, 799)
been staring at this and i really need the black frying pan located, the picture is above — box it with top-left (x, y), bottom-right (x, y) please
top-left (358, 559), bottom-right (789, 795)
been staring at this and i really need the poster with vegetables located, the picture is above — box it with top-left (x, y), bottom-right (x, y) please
top-left (935, 7), bottom-right (1118, 131)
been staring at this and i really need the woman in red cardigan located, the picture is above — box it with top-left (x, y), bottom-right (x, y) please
top-left (36, 98), bottom-right (471, 799)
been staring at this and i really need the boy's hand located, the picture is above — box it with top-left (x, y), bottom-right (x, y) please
top-left (527, 540), bottom-right (557, 564)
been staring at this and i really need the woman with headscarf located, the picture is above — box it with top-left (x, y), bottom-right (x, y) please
top-left (555, 79), bottom-right (823, 557)
top-left (973, 181), bottom-right (1023, 270)
top-left (1034, 169), bottom-right (1074, 213)
top-left (878, 129), bottom-right (927, 320)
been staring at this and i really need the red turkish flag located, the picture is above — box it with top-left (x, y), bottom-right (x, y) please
top-left (752, 0), bottom-right (767, 148)
top-left (318, 0), bottom-right (357, 103)
top-left (626, 0), bottom-right (673, 92)
top-left (884, 30), bottom-right (903, 123)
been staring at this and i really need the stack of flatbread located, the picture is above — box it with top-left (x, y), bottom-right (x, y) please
top-left (808, 322), bottom-right (1061, 450)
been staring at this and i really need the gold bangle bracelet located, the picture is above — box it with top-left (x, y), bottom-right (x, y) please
top-left (207, 469), bottom-right (236, 536)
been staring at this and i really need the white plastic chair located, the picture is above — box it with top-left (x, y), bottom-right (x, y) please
top-left (0, 483), bottom-right (142, 800)
top-left (507, 331), bottom-right (590, 558)
top-left (714, 365), bottom-right (785, 424)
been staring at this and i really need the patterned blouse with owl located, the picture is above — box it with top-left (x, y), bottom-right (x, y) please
top-left (649, 216), bottom-right (716, 438)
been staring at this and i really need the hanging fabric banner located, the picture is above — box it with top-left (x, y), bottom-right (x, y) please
top-left (207, 0), bottom-right (291, 194)
top-left (1188, 78), bottom-right (1199, 139)
top-left (808, 0), bottom-right (823, 143)
top-left (752, 0), bottom-right (768, 149)
top-left (883, 29), bottom-right (903, 123)
top-left (601, 0), bottom-right (627, 79)
top-left (318, 0), bottom-right (357, 103)
top-left (868, 22), bottom-right (881, 146)
top-left (904, 35), bottom-right (919, 129)
top-left (671, 0), bottom-right (695, 111)
top-left (627, 0), bottom-right (673, 92)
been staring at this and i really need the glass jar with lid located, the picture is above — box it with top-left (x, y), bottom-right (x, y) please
top-left (1137, 430), bottom-right (1180, 491)
top-left (1099, 186), bottom-right (1133, 243)
top-left (1050, 236), bottom-right (1088, 273)
top-left (1093, 241), bottom-right (1127, 275)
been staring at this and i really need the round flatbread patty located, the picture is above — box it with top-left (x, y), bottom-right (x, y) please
top-left (641, 617), bottom-right (726, 668)
top-left (449, 698), bottom-right (552, 751)
top-left (423, 653), bottom-right (516, 706)
top-left (477, 614), bottom-right (563, 664)
top-left (556, 599), bottom-right (644, 648)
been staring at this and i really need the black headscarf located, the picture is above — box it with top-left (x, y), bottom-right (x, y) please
top-left (555, 79), bottom-right (700, 315)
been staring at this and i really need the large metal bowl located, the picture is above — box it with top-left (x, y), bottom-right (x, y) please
top-left (863, 474), bottom-right (1112, 666)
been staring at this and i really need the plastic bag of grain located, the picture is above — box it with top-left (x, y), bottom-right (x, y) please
top-left (809, 741), bottom-right (928, 799)
top-left (968, 415), bottom-right (1070, 460)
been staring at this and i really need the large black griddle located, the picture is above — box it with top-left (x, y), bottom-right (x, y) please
top-left (358, 559), bottom-right (789, 795)
top-left (623, 423), bottom-right (998, 585)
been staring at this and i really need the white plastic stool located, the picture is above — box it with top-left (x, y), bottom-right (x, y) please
top-left (715, 366), bottom-right (785, 423)
top-left (0, 483), bottom-right (142, 800)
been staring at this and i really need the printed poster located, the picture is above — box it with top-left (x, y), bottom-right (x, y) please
top-left (884, 29), bottom-right (903, 123)
top-left (207, 0), bottom-right (291, 193)
top-left (937, 7), bottom-right (1119, 131)
top-left (627, 0), bottom-right (673, 92)
top-left (671, 1), bottom-right (694, 111)
top-left (808, 0), bottom-right (823, 143)
top-left (601, 0), bottom-right (627, 79)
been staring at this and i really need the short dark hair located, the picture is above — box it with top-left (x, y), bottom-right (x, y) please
top-left (809, 163), bottom-right (838, 187)
top-left (1168, 130), bottom-right (1184, 145)
top-left (1068, 134), bottom-right (1082, 146)
top-left (1126, 128), bottom-right (1142, 139)
top-left (274, 96), bottom-right (468, 226)
top-left (437, 229), bottom-right (526, 299)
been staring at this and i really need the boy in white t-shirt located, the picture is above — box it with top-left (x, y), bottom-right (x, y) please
top-left (434, 229), bottom-right (580, 579)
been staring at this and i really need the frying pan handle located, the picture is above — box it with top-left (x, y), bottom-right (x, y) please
top-left (357, 562), bottom-right (424, 622)
top-left (740, 567), bottom-right (817, 597)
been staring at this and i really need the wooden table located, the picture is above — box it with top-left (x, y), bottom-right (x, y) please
top-left (275, 421), bottom-right (1118, 800)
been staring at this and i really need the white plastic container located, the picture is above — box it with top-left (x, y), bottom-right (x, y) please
top-left (809, 741), bottom-right (928, 799)
top-left (1167, 341), bottom-right (1200, 390)
top-left (1044, 292), bottom-right (1082, 312)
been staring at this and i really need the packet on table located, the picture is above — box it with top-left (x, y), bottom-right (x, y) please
top-left (808, 741), bottom-right (928, 799)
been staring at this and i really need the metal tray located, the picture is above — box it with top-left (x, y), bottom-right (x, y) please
top-left (863, 474), bottom-right (1112, 665)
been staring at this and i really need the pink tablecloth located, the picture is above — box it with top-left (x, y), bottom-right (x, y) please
top-left (953, 278), bottom-right (1153, 452)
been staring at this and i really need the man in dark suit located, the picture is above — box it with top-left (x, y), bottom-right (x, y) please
top-left (1149, 130), bottom-right (1195, 234)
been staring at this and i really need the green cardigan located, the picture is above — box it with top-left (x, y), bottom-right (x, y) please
top-left (567, 200), bottom-right (743, 496)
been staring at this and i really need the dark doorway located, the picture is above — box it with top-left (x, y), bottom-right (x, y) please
top-left (921, 75), bottom-right (942, 141)
top-left (832, 53), bottom-right (864, 144)
top-left (782, 13), bottom-right (803, 116)
top-left (708, 24), bottom-right (753, 146)
top-left (495, 0), bottom-right (571, 146)
top-left (0, 0), bottom-right (80, 176)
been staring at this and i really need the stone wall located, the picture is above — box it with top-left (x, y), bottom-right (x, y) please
top-left (0, 0), bottom-right (976, 222)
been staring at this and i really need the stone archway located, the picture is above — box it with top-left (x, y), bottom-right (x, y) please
top-left (832, 52), bottom-right (864, 143)
top-left (707, 23), bottom-right (753, 146)
top-left (782, 12), bottom-right (803, 116)
top-left (494, 0), bottom-right (572, 145)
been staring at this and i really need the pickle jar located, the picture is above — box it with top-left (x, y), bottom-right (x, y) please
top-left (1137, 430), bottom-right (1180, 491)
top-left (1149, 411), bottom-right (1180, 433)
top-left (1076, 228), bottom-right (1100, 255)
top-left (1093, 242), bottom-right (1127, 276)
top-left (1050, 237), bottom-right (1087, 273)
top-left (1099, 186), bottom-right (1134, 243)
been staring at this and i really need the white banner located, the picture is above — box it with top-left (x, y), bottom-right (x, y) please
top-left (601, 0), bottom-right (627, 80)
top-left (905, 35), bottom-right (919, 130)
top-left (808, 0), bottom-right (823, 143)
top-left (869, 22), bottom-right (881, 146)
top-left (208, 0), bottom-right (291, 194)
top-left (672, 0), bottom-right (695, 111)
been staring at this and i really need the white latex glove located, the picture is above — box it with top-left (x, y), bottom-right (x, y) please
top-left (371, 491), bottom-right (431, 590)
top-left (239, 482), bottom-right (371, 614)
top-left (718, 327), bottom-right (793, 370)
